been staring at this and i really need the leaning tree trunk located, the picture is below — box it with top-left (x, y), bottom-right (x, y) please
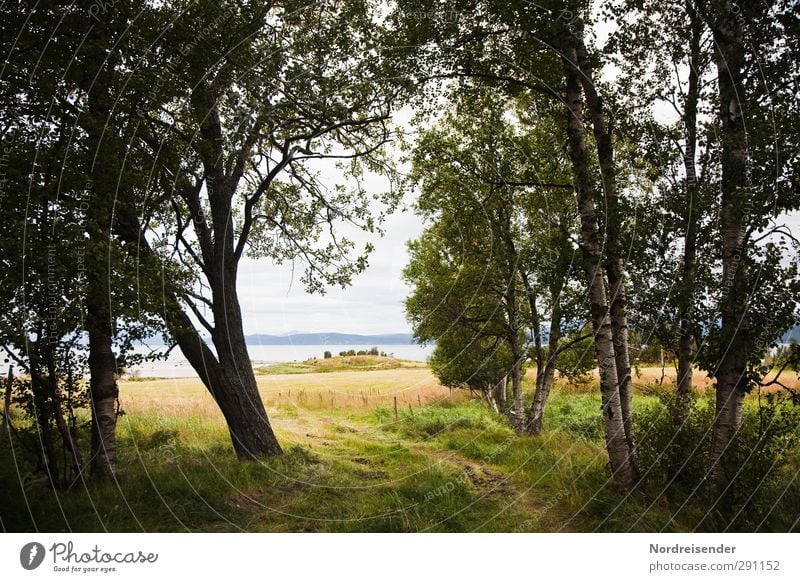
top-left (528, 303), bottom-right (562, 436)
top-left (575, 39), bottom-right (636, 473)
top-left (484, 388), bottom-right (499, 413)
top-left (707, 0), bottom-right (749, 496)
top-left (209, 271), bottom-right (283, 458)
top-left (527, 263), bottom-right (565, 436)
top-left (30, 367), bottom-right (61, 488)
top-left (115, 209), bottom-right (283, 459)
top-left (45, 343), bottom-right (83, 487)
top-left (562, 37), bottom-right (637, 489)
top-left (521, 269), bottom-right (547, 434)
top-left (510, 350), bottom-right (525, 431)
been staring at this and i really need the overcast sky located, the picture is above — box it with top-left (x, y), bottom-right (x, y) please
top-left (235, 190), bottom-right (424, 336)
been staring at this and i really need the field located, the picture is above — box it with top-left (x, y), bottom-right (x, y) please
top-left (1, 358), bottom-right (798, 533)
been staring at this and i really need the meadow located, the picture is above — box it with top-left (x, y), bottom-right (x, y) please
top-left (1, 358), bottom-right (798, 533)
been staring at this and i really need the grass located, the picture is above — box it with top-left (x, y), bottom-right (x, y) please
top-left (0, 408), bottom-right (535, 532)
top-left (123, 366), bottom-right (457, 414)
top-left (254, 355), bottom-right (423, 375)
top-left (1, 365), bottom-right (796, 532)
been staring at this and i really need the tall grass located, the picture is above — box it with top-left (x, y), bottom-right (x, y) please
top-left (2, 368), bottom-right (797, 532)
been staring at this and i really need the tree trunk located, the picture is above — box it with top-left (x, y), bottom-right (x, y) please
top-left (528, 305), bottom-right (562, 436)
top-left (32, 371), bottom-right (61, 488)
top-left (85, 217), bottom-right (119, 478)
top-left (83, 22), bottom-right (122, 478)
top-left (484, 388), bottom-right (499, 413)
top-left (495, 376), bottom-right (507, 412)
top-left (510, 354), bottom-right (525, 430)
top-left (503, 261), bottom-right (525, 429)
top-left (522, 270), bottom-right (546, 433)
top-left (115, 209), bottom-right (282, 459)
top-left (562, 38), bottom-right (637, 489)
top-left (211, 276), bottom-right (283, 458)
top-left (45, 345), bottom-right (83, 487)
top-left (87, 326), bottom-right (119, 478)
top-left (707, 0), bottom-right (749, 494)
top-left (575, 38), bottom-right (636, 472)
top-left (2, 365), bottom-right (12, 434)
top-left (676, 0), bottom-right (703, 416)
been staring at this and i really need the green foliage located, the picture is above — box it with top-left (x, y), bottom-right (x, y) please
top-left (4, 370), bottom-right (91, 484)
top-left (429, 333), bottom-right (515, 391)
top-left (636, 391), bottom-right (800, 531)
top-left (404, 90), bottom-right (584, 401)
top-left (553, 331), bottom-right (596, 381)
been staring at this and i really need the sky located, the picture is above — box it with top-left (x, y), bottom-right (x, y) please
top-left (235, 198), bottom-right (424, 336)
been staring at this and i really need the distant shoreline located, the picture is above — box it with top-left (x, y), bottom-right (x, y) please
top-left (126, 342), bottom-right (434, 379)
top-left (243, 332), bottom-right (416, 345)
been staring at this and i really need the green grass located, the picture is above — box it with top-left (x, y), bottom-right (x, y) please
top-left (255, 355), bottom-right (407, 375)
top-left (3, 373), bottom-right (795, 532)
top-left (0, 394), bottom-right (669, 533)
top-left (0, 408), bottom-right (535, 532)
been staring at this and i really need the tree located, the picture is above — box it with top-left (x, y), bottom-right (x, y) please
top-left (404, 218), bottom-right (525, 417)
top-left (429, 330), bottom-right (515, 412)
top-left (698, 0), bottom-right (800, 497)
top-left (514, 96), bottom-right (589, 435)
top-left (406, 96), bottom-right (531, 425)
top-left (107, 0), bottom-right (402, 458)
top-left (0, 0), bottom-right (166, 481)
top-left (606, 0), bottom-right (800, 501)
top-left (391, 0), bottom-right (643, 487)
top-left (404, 89), bottom-right (586, 431)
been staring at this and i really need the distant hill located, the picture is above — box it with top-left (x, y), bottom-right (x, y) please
top-left (244, 332), bottom-right (415, 345)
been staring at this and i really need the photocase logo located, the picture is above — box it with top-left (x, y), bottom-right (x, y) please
top-left (20, 542), bottom-right (46, 570)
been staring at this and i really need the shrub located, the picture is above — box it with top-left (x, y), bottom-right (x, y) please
top-left (635, 390), bottom-right (800, 531)
top-left (323, 351), bottom-right (332, 359)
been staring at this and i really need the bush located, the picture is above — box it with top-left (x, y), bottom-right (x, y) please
top-left (323, 351), bottom-right (332, 359)
top-left (635, 390), bottom-right (800, 531)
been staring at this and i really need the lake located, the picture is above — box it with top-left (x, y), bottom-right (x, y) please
top-left (127, 343), bottom-right (434, 378)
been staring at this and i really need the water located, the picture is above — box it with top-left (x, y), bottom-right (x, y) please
top-left (127, 343), bottom-right (434, 378)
